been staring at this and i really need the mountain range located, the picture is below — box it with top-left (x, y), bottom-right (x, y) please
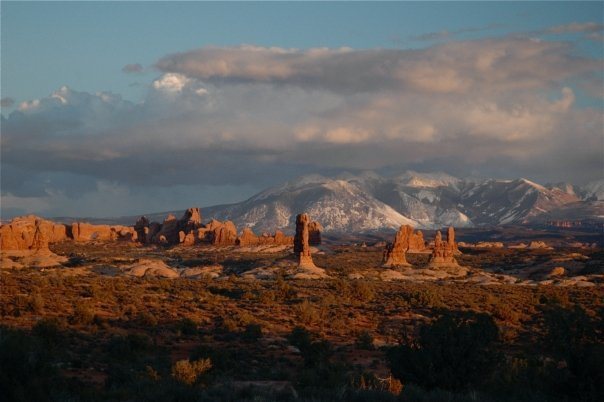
top-left (198, 171), bottom-right (604, 232)
top-left (123, 171), bottom-right (603, 234)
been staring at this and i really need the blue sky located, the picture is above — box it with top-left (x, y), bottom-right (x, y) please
top-left (1, 2), bottom-right (603, 218)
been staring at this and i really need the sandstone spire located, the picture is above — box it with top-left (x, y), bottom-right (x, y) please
top-left (427, 227), bottom-right (459, 267)
top-left (382, 225), bottom-right (413, 267)
top-left (294, 213), bottom-right (317, 269)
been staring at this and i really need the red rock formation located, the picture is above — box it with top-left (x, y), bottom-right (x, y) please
top-left (182, 232), bottom-right (196, 246)
top-left (134, 216), bottom-right (150, 243)
top-left (308, 221), bottom-right (322, 245)
top-left (71, 222), bottom-right (137, 242)
top-left (236, 227), bottom-right (259, 246)
top-left (408, 230), bottom-right (426, 252)
top-left (382, 225), bottom-right (413, 267)
top-left (1, 216), bottom-right (69, 251)
top-left (151, 214), bottom-right (179, 244)
top-left (179, 208), bottom-right (202, 233)
top-left (427, 227), bottom-right (459, 267)
top-left (294, 213), bottom-right (317, 269)
top-left (210, 221), bottom-right (237, 245)
top-left (236, 227), bottom-right (293, 246)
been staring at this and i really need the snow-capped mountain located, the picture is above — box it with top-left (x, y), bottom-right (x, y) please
top-left (204, 176), bottom-right (418, 233)
top-left (104, 171), bottom-right (600, 233)
top-left (200, 171), bottom-right (598, 233)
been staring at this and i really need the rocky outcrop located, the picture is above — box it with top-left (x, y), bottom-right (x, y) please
top-left (427, 227), bottom-right (460, 268)
top-left (179, 207), bottom-right (202, 233)
top-left (1, 215), bottom-right (69, 251)
top-left (382, 225), bottom-right (413, 267)
top-left (209, 221), bottom-right (238, 246)
top-left (529, 241), bottom-right (553, 250)
top-left (134, 216), bottom-right (150, 243)
top-left (71, 222), bottom-right (137, 242)
top-left (151, 214), bottom-right (180, 244)
top-left (236, 228), bottom-right (293, 246)
top-left (1, 216), bottom-right (69, 268)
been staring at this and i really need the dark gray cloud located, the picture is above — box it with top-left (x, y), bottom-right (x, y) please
top-left (0, 97), bottom-right (15, 107)
top-left (1, 34), bottom-right (602, 217)
top-left (122, 63), bottom-right (144, 74)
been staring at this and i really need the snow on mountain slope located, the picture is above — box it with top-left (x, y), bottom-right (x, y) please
top-left (459, 178), bottom-right (579, 225)
top-left (204, 172), bottom-right (582, 232)
top-left (204, 177), bottom-right (419, 233)
top-left (581, 179), bottom-right (604, 201)
top-left (113, 171), bottom-right (588, 233)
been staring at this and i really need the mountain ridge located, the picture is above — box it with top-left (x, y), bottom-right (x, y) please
top-left (59, 171), bottom-right (602, 234)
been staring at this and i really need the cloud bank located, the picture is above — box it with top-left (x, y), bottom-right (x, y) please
top-left (2, 34), bottom-right (602, 217)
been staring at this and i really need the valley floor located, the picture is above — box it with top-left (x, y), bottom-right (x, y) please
top-left (1, 242), bottom-right (603, 401)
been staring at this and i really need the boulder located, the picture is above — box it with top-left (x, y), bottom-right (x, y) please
top-left (124, 259), bottom-right (179, 278)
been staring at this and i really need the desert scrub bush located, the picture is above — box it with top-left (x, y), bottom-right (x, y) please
top-left (32, 318), bottom-right (64, 348)
top-left (242, 323), bottom-right (262, 342)
top-left (387, 311), bottom-right (501, 391)
top-left (356, 330), bottom-right (375, 350)
top-left (406, 288), bottom-right (444, 309)
top-left (177, 318), bottom-right (198, 335)
top-left (295, 299), bottom-right (319, 326)
top-left (27, 292), bottom-right (44, 313)
top-left (349, 371), bottom-right (402, 398)
top-left (171, 358), bottom-right (212, 385)
top-left (257, 289), bottom-right (277, 305)
top-left (138, 310), bottom-right (159, 327)
top-left (69, 302), bottom-right (95, 325)
top-left (352, 280), bottom-right (375, 303)
top-left (538, 305), bottom-right (604, 400)
top-left (274, 274), bottom-right (296, 301)
top-left (106, 333), bottom-right (152, 361)
top-left (0, 327), bottom-right (64, 401)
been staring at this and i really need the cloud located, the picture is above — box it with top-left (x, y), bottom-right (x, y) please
top-left (156, 40), bottom-right (598, 95)
top-left (2, 35), bottom-right (602, 216)
top-left (545, 22), bottom-right (604, 34)
top-left (1, 97), bottom-right (15, 107)
top-left (122, 63), bottom-right (144, 73)
top-left (411, 23), bottom-right (504, 41)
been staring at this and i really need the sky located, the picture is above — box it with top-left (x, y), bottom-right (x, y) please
top-left (1, 1), bottom-right (603, 218)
